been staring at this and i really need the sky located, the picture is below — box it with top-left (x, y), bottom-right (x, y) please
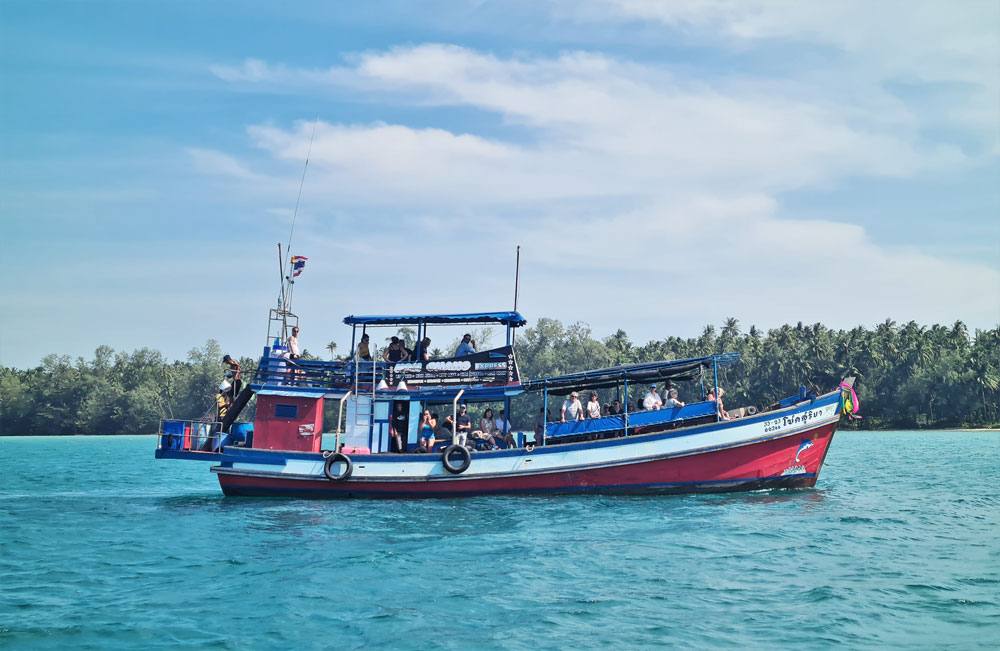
top-left (1, 0), bottom-right (998, 369)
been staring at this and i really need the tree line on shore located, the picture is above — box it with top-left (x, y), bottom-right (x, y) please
top-left (1, 318), bottom-right (997, 435)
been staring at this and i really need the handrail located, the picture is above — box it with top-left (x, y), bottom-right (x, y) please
top-left (453, 388), bottom-right (465, 442)
top-left (335, 390), bottom-right (352, 453)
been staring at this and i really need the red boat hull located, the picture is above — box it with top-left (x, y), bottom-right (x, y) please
top-left (216, 421), bottom-right (837, 498)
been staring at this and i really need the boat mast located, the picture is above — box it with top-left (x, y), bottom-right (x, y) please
top-left (277, 114), bottom-right (319, 338)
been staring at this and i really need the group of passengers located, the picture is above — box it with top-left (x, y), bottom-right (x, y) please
top-left (390, 403), bottom-right (517, 453)
top-left (355, 332), bottom-right (480, 363)
top-left (559, 381), bottom-right (729, 421)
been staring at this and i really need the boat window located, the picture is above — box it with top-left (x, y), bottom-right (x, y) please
top-left (274, 404), bottom-right (298, 419)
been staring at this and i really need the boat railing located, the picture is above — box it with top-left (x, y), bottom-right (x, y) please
top-left (253, 356), bottom-right (390, 390)
top-left (158, 419), bottom-right (225, 453)
top-left (544, 401), bottom-right (719, 441)
top-left (252, 346), bottom-right (518, 392)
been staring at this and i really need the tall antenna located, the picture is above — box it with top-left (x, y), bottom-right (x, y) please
top-left (280, 113), bottom-right (319, 314)
top-left (512, 245), bottom-right (521, 345)
top-left (513, 245), bottom-right (521, 311)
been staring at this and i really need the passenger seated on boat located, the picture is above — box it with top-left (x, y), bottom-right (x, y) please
top-left (356, 333), bottom-right (373, 361)
top-left (420, 337), bottom-right (433, 361)
top-left (455, 333), bottom-right (476, 356)
top-left (419, 410), bottom-right (437, 451)
top-left (643, 384), bottom-right (663, 410)
top-left (472, 408), bottom-right (498, 449)
top-left (561, 392), bottom-right (584, 422)
top-left (608, 400), bottom-right (623, 416)
top-left (586, 392), bottom-right (602, 419)
top-left (383, 337), bottom-right (410, 363)
top-left (534, 408), bottom-right (547, 443)
top-left (707, 388), bottom-right (730, 420)
top-left (664, 389), bottom-right (685, 409)
top-left (495, 409), bottom-right (516, 448)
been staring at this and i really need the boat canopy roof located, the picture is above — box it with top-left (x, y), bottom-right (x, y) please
top-left (523, 353), bottom-right (740, 395)
top-left (343, 311), bottom-right (527, 327)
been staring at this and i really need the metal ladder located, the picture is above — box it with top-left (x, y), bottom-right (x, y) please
top-left (353, 344), bottom-right (377, 428)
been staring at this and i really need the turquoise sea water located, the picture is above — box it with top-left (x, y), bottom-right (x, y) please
top-left (1, 432), bottom-right (998, 649)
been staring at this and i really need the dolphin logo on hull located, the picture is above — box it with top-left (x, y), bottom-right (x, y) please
top-left (794, 439), bottom-right (814, 463)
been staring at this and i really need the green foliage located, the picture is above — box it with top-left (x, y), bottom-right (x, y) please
top-left (0, 340), bottom-right (251, 435)
top-left (1, 321), bottom-right (997, 435)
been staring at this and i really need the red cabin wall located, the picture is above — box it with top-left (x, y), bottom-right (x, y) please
top-left (253, 395), bottom-right (324, 452)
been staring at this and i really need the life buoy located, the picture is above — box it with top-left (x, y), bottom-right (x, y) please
top-left (324, 453), bottom-right (352, 481)
top-left (441, 444), bottom-right (471, 474)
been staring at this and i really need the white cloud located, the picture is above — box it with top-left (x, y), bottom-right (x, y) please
top-left (195, 37), bottom-right (998, 339)
top-left (566, 0), bottom-right (1000, 149)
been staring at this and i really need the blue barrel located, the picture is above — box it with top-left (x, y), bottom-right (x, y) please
top-left (230, 423), bottom-right (253, 446)
top-left (161, 420), bottom-right (185, 450)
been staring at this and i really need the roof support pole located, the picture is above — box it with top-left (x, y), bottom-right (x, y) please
top-left (503, 394), bottom-right (511, 446)
top-left (713, 358), bottom-right (720, 422)
top-left (453, 389), bottom-right (465, 442)
top-left (542, 385), bottom-right (548, 447)
top-left (623, 376), bottom-right (629, 437)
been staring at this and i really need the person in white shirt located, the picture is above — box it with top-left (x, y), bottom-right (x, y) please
top-left (494, 409), bottom-right (516, 448)
top-left (585, 392), bottom-right (602, 419)
top-left (643, 383), bottom-right (662, 410)
top-left (561, 392), bottom-right (584, 422)
top-left (288, 326), bottom-right (301, 359)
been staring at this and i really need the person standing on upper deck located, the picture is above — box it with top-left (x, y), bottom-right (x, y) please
top-left (561, 391), bottom-right (584, 422)
top-left (586, 392), bottom-right (602, 419)
top-left (383, 337), bottom-right (410, 363)
top-left (455, 333), bottom-right (476, 357)
top-left (356, 333), bottom-right (372, 361)
top-left (643, 383), bottom-right (663, 410)
top-left (420, 337), bottom-right (432, 361)
top-left (288, 326), bottom-right (301, 360)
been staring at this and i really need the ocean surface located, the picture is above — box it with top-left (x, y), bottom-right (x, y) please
top-left (1, 431), bottom-right (997, 650)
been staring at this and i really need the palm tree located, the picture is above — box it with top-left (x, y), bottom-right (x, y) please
top-left (326, 341), bottom-right (337, 361)
top-left (721, 317), bottom-right (741, 338)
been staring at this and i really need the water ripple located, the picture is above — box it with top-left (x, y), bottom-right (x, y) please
top-left (1, 432), bottom-right (998, 649)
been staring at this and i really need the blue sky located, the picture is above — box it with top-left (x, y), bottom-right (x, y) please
top-left (2, 0), bottom-right (998, 369)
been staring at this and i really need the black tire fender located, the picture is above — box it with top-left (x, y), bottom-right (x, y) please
top-left (441, 444), bottom-right (471, 474)
top-left (324, 453), bottom-right (352, 481)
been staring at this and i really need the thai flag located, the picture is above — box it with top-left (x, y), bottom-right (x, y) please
top-left (291, 256), bottom-right (308, 277)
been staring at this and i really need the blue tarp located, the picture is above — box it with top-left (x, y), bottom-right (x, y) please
top-left (545, 401), bottom-right (718, 438)
top-left (344, 311), bottom-right (527, 327)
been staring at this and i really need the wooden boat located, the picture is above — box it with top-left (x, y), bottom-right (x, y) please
top-left (155, 308), bottom-right (855, 498)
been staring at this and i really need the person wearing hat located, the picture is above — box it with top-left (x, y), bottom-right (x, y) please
top-left (561, 391), bottom-right (584, 423)
top-left (643, 383), bottom-right (663, 410)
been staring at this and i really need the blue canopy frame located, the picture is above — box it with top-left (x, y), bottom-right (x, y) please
top-left (344, 312), bottom-right (527, 327)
